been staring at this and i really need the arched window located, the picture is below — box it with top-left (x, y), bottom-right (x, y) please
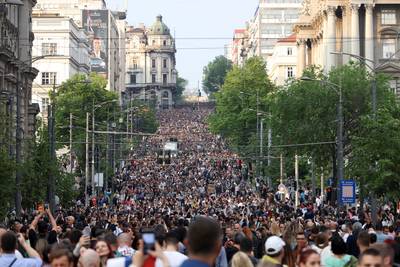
top-left (162, 91), bottom-right (169, 98)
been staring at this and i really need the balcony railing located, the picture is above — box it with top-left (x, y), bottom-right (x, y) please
top-left (0, 15), bottom-right (19, 59)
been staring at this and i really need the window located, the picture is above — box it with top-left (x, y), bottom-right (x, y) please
top-left (130, 74), bottom-right (136, 84)
top-left (41, 72), bottom-right (56, 85)
top-left (382, 10), bottom-right (396, 25)
top-left (163, 59), bottom-right (167, 68)
top-left (382, 38), bottom-right (396, 58)
top-left (389, 80), bottom-right (400, 96)
top-left (152, 39), bottom-right (156, 45)
top-left (132, 59), bottom-right (138, 69)
top-left (163, 74), bottom-right (167, 85)
top-left (287, 47), bottom-right (293, 56)
top-left (152, 59), bottom-right (156, 68)
top-left (41, 98), bottom-right (49, 113)
top-left (163, 40), bottom-right (167, 46)
top-left (152, 74), bottom-right (156, 83)
top-left (287, 67), bottom-right (294, 78)
top-left (42, 43), bottom-right (57, 55)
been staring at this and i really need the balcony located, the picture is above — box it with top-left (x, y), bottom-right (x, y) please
top-left (0, 15), bottom-right (19, 59)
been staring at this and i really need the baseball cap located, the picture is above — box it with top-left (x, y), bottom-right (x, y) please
top-left (265, 236), bottom-right (285, 255)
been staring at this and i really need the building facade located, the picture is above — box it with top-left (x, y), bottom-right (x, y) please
top-left (231, 29), bottom-right (247, 66)
top-left (294, 0), bottom-right (400, 96)
top-left (125, 15), bottom-right (177, 109)
top-left (0, 0), bottom-right (39, 154)
top-left (31, 15), bottom-right (90, 118)
top-left (33, 0), bottom-right (126, 94)
top-left (246, 0), bottom-right (302, 61)
top-left (267, 34), bottom-right (297, 86)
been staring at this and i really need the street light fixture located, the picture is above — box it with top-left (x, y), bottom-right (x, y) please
top-left (301, 76), bottom-right (343, 206)
top-left (88, 99), bottom-right (118, 203)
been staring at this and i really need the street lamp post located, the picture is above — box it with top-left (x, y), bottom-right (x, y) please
top-left (301, 77), bottom-right (343, 206)
top-left (91, 99), bottom-right (118, 198)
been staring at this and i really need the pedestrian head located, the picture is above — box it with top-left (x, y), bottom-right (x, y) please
top-left (240, 237), bottom-right (253, 254)
top-left (231, 251), bottom-right (253, 267)
top-left (117, 233), bottom-right (132, 247)
top-left (357, 230), bottom-right (371, 250)
top-left (264, 235), bottom-right (285, 260)
top-left (0, 231), bottom-right (17, 253)
top-left (186, 216), bottom-right (222, 261)
top-left (78, 248), bottom-right (100, 267)
top-left (358, 248), bottom-right (383, 267)
top-left (370, 243), bottom-right (394, 267)
top-left (330, 233), bottom-right (347, 256)
top-left (299, 249), bottom-right (320, 267)
top-left (49, 246), bottom-right (74, 267)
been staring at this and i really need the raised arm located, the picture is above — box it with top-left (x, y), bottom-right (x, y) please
top-left (29, 213), bottom-right (42, 230)
top-left (18, 234), bottom-right (41, 258)
top-left (46, 208), bottom-right (57, 231)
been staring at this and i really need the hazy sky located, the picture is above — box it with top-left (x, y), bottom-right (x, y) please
top-left (107, 0), bottom-right (259, 92)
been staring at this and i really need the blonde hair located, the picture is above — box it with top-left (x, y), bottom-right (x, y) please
top-left (231, 251), bottom-right (253, 267)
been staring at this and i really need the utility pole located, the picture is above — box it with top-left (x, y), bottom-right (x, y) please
top-left (267, 127), bottom-right (272, 188)
top-left (337, 85), bottom-right (344, 207)
top-left (280, 154), bottom-right (283, 185)
top-left (48, 79), bottom-right (56, 212)
top-left (91, 103), bottom-right (95, 193)
top-left (105, 110), bottom-right (109, 191)
top-left (15, 70), bottom-right (22, 217)
top-left (295, 154), bottom-right (299, 208)
top-left (256, 90), bottom-right (260, 178)
top-left (371, 79), bottom-right (378, 226)
top-left (321, 167), bottom-right (324, 203)
top-left (311, 159), bottom-right (316, 198)
top-left (85, 112), bottom-right (90, 206)
top-left (259, 118), bottom-right (263, 183)
top-left (69, 113), bottom-right (73, 173)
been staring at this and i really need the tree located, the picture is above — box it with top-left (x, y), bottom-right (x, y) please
top-left (55, 73), bottom-right (119, 176)
top-left (209, 57), bottom-right (275, 157)
top-left (175, 75), bottom-right (188, 104)
top-left (202, 55), bottom-right (232, 95)
top-left (269, 62), bottom-right (398, 193)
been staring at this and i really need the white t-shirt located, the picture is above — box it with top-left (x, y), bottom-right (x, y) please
top-left (155, 251), bottom-right (188, 267)
top-left (320, 244), bottom-right (333, 267)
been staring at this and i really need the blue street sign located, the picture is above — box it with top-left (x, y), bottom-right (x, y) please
top-left (340, 179), bottom-right (356, 204)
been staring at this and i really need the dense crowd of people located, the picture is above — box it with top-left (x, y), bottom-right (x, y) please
top-left (1, 107), bottom-right (400, 267)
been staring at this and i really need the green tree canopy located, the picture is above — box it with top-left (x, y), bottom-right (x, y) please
top-left (202, 55), bottom-right (232, 95)
top-left (55, 73), bottom-right (119, 172)
top-left (175, 75), bottom-right (188, 104)
top-left (209, 57), bottom-right (275, 156)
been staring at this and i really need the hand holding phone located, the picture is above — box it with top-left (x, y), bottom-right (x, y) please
top-left (142, 231), bottom-right (155, 255)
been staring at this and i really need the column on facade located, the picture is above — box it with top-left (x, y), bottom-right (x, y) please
top-left (297, 39), bottom-right (307, 77)
top-left (322, 16), bottom-right (328, 68)
top-left (317, 35), bottom-right (322, 67)
top-left (326, 6), bottom-right (337, 72)
top-left (342, 6), bottom-right (350, 64)
top-left (350, 4), bottom-right (360, 57)
top-left (365, 4), bottom-right (375, 70)
top-left (311, 39), bottom-right (316, 66)
top-left (307, 41), bottom-right (312, 66)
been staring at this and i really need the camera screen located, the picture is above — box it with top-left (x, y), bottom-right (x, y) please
top-left (143, 233), bottom-right (155, 244)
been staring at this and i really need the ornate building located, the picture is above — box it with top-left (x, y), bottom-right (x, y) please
top-left (0, 0), bottom-right (39, 151)
top-left (125, 15), bottom-right (177, 109)
top-left (294, 0), bottom-right (400, 95)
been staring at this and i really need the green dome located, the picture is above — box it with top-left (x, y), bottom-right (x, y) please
top-left (148, 15), bottom-right (170, 35)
